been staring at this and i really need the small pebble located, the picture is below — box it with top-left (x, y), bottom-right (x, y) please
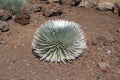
top-left (98, 47), bottom-right (103, 50)
top-left (118, 70), bottom-right (120, 74)
top-left (14, 47), bottom-right (17, 49)
top-left (7, 66), bottom-right (11, 69)
top-left (115, 57), bottom-right (119, 62)
top-left (0, 41), bottom-right (7, 44)
top-left (106, 50), bottom-right (112, 54)
top-left (116, 28), bottom-right (120, 33)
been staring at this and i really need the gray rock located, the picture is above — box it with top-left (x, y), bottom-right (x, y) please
top-left (49, 0), bottom-right (60, 2)
top-left (1, 26), bottom-right (9, 32)
top-left (71, 0), bottom-right (81, 6)
top-left (79, 0), bottom-right (98, 8)
top-left (98, 31), bottom-right (115, 42)
top-left (33, 7), bottom-right (42, 12)
top-left (92, 31), bottom-right (115, 46)
top-left (0, 10), bottom-right (12, 21)
top-left (0, 41), bottom-right (7, 44)
top-left (59, 0), bottom-right (73, 4)
top-left (0, 21), bottom-right (9, 32)
top-left (30, 5), bottom-right (42, 13)
top-left (0, 24), bottom-right (4, 30)
top-left (39, 0), bottom-right (81, 5)
top-left (96, 1), bottom-right (114, 11)
top-left (97, 62), bottom-right (110, 71)
top-left (114, 0), bottom-right (120, 16)
top-left (38, 0), bottom-right (60, 3)
top-left (60, 0), bottom-right (81, 5)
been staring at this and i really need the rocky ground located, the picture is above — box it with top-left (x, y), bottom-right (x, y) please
top-left (0, 1), bottom-right (120, 80)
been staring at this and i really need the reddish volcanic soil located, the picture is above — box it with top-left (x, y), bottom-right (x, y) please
top-left (0, 3), bottom-right (120, 80)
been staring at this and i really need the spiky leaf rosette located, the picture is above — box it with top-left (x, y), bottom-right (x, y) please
top-left (32, 20), bottom-right (87, 63)
top-left (0, 0), bottom-right (26, 14)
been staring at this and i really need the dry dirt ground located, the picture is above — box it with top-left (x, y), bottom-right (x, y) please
top-left (0, 3), bottom-right (120, 80)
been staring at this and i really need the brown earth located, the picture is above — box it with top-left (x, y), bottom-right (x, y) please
top-left (0, 2), bottom-right (120, 80)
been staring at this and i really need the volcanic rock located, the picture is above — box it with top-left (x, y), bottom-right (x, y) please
top-left (96, 1), bottom-right (114, 12)
top-left (0, 10), bottom-right (12, 21)
top-left (0, 21), bottom-right (9, 32)
top-left (42, 2), bottom-right (62, 17)
top-left (14, 10), bottom-right (30, 25)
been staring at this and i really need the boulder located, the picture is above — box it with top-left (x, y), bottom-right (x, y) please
top-left (59, 0), bottom-right (73, 4)
top-left (0, 10), bottom-right (12, 21)
top-left (60, 0), bottom-right (81, 5)
top-left (96, 1), bottom-right (114, 11)
top-left (42, 2), bottom-right (62, 17)
top-left (79, 0), bottom-right (98, 8)
top-left (38, 0), bottom-right (81, 5)
top-left (0, 21), bottom-right (9, 32)
top-left (71, 0), bottom-right (81, 6)
top-left (14, 10), bottom-right (30, 25)
top-left (38, 0), bottom-right (60, 4)
top-left (114, 0), bottom-right (120, 16)
top-left (49, 0), bottom-right (60, 3)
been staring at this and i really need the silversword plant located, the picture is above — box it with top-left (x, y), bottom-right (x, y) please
top-left (32, 20), bottom-right (87, 63)
top-left (0, 0), bottom-right (26, 14)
